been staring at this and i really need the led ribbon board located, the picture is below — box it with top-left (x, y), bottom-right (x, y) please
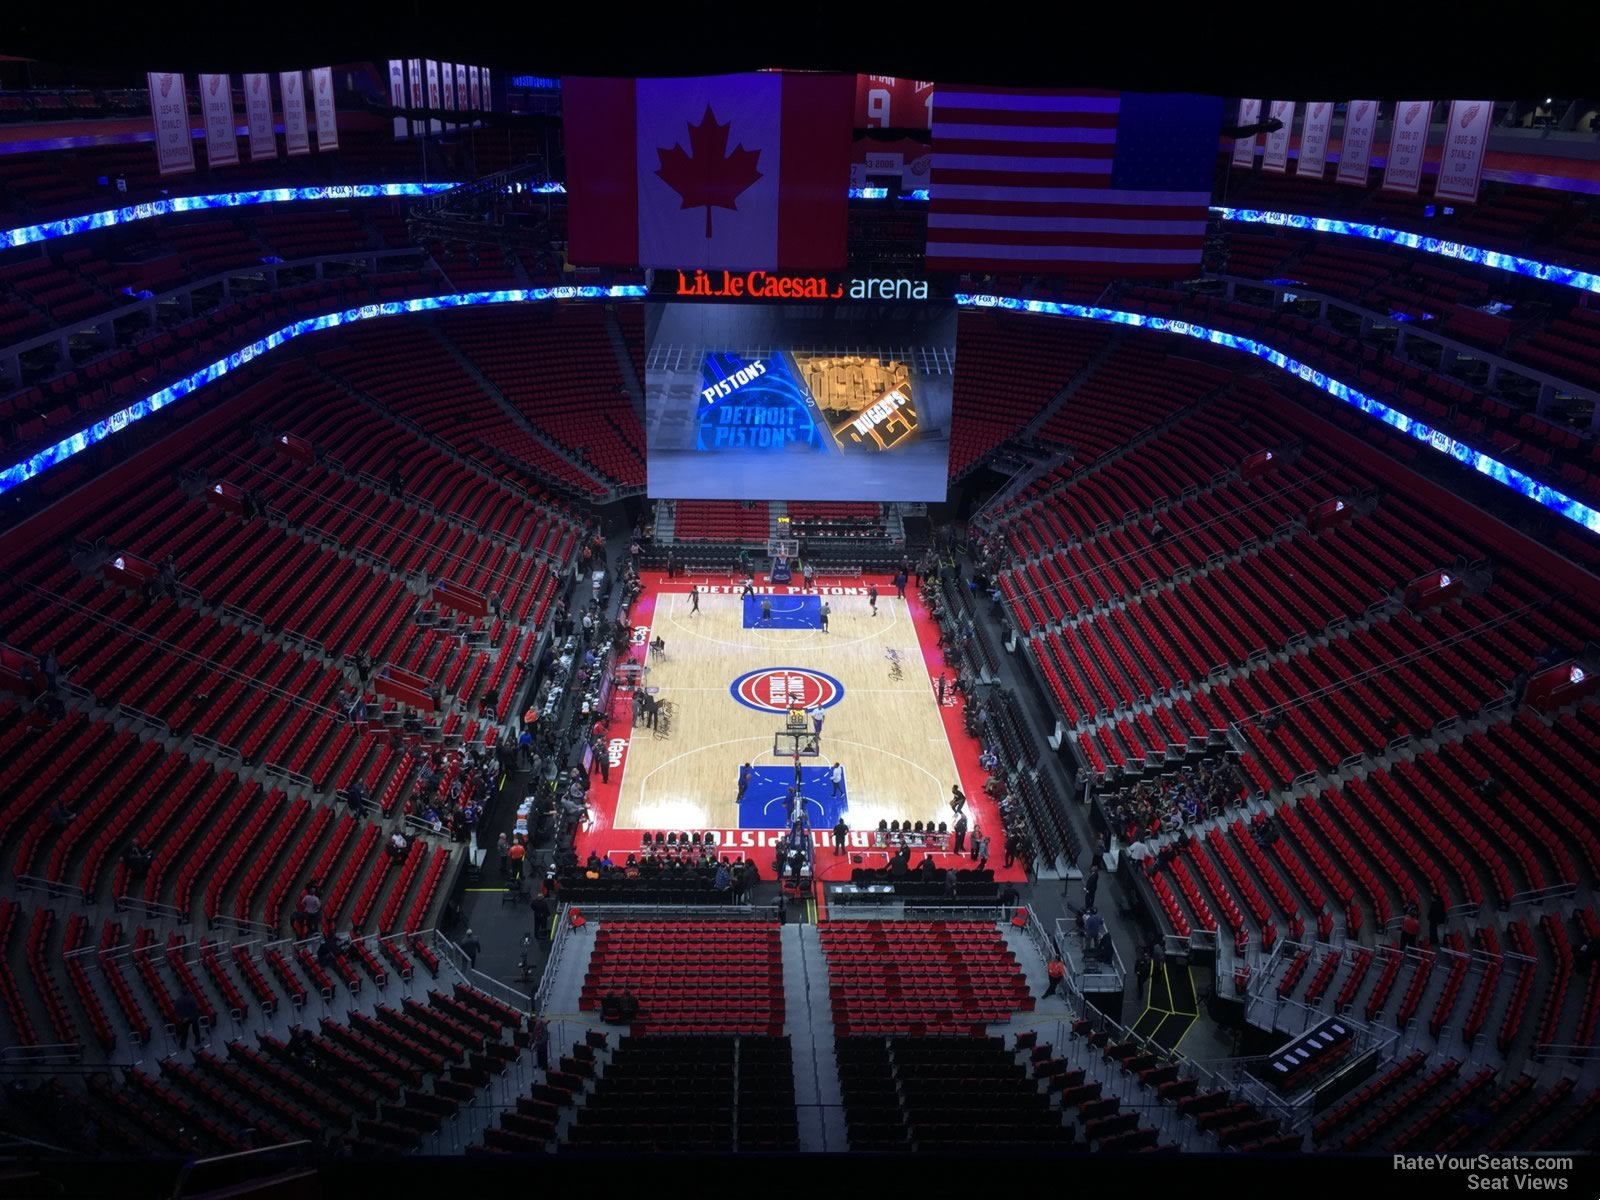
top-left (0, 182), bottom-right (563, 250)
top-left (0, 286), bottom-right (645, 497)
top-left (2, 181), bottom-right (933, 250)
top-left (1211, 206), bottom-right (1600, 297)
top-left (955, 293), bottom-right (1600, 535)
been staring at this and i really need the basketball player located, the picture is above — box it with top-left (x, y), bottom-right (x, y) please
top-left (689, 585), bottom-right (699, 616)
top-left (808, 704), bottom-right (825, 740)
top-left (761, 598), bottom-right (772, 625)
top-left (820, 601), bottom-right (831, 633)
top-left (741, 576), bottom-right (755, 599)
top-left (868, 584), bottom-right (879, 616)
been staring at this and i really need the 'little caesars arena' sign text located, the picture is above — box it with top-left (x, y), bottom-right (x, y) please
top-left (666, 270), bottom-right (931, 302)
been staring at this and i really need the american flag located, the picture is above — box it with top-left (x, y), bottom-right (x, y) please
top-left (925, 88), bottom-right (1224, 276)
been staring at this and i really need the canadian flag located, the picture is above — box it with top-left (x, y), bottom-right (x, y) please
top-left (563, 73), bottom-right (853, 271)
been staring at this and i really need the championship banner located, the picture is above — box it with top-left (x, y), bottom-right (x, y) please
top-left (1336, 99), bottom-right (1378, 185)
top-left (146, 71), bottom-right (195, 176)
top-left (1262, 99), bottom-right (1294, 173)
top-left (388, 59), bottom-right (408, 139)
top-left (850, 137), bottom-right (930, 190)
top-left (481, 68), bottom-right (492, 112)
top-left (243, 72), bottom-right (277, 159)
top-left (425, 60), bottom-right (442, 132)
top-left (454, 62), bottom-right (468, 122)
top-left (1297, 101), bottom-right (1333, 178)
top-left (468, 65), bottom-right (481, 118)
top-left (1435, 99), bottom-right (1492, 204)
top-left (1382, 100), bottom-right (1431, 194)
top-left (198, 73), bottom-right (239, 167)
top-left (855, 75), bottom-right (936, 129)
top-left (311, 67), bottom-right (338, 152)
top-left (280, 70), bottom-right (310, 156)
top-left (1231, 98), bottom-right (1261, 167)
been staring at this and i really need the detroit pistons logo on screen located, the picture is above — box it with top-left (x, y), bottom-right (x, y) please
top-left (730, 668), bottom-right (845, 713)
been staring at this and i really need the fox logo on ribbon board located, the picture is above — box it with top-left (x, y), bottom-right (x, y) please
top-left (729, 667), bottom-right (844, 713)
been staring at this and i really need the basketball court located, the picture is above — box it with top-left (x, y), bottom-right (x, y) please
top-left (574, 566), bottom-right (1023, 887)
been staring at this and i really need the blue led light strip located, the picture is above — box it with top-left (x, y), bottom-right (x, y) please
top-left (0, 182), bottom-right (565, 251)
top-left (1211, 206), bottom-right (1600, 297)
top-left (954, 293), bottom-right (1600, 535)
top-left (0, 286), bottom-right (645, 497)
top-left (3, 180), bottom-right (932, 250)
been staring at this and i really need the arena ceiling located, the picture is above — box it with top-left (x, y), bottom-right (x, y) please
top-left (6, 8), bottom-right (1590, 98)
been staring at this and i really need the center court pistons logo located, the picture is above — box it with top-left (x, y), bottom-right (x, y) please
top-left (730, 667), bottom-right (845, 714)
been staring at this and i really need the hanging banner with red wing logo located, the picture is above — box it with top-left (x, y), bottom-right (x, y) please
top-left (850, 137), bottom-right (931, 191)
top-left (198, 73), bottom-right (239, 167)
top-left (388, 59), bottom-right (408, 140)
top-left (855, 75), bottom-right (936, 129)
top-left (563, 72), bottom-right (853, 271)
top-left (1230, 98), bottom-right (1261, 168)
top-left (1297, 101), bottom-right (1334, 178)
top-left (1336, 99), bottom-right (1378, 185)
top-left (146, 71), bottom-right (195, 176)
top-left (280, 70), bottom-right (310, 156)
top-left (311, 67), bottom-right (338, 152)
top-left (243, 72), bottom-right (277, 160)
top-left (1434, 100), bottom-right (1492, 204)
top-left (1262, 100), bottom-right (1294, 173)
top-left (1382, 100), bottom-right (1432, 194)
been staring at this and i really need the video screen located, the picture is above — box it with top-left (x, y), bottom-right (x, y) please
top-left (644, 302), bottom-right (956, 501)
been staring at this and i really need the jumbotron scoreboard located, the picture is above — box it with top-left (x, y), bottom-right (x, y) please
top-left (696, 349), bottom-right (920, 455)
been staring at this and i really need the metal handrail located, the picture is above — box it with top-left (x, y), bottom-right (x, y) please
top-left (996, 468), bottom-right (1336, 614)
top-left (13, 577), bottom-right (347, 726)
top-left (1242, 599), bottom-right (1546, 725)
top-left (222, 449), bottom-right (561, 573)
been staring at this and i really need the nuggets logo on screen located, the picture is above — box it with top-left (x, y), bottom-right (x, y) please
top-left (696, 351), bottom-right (823, 453)
top-left (730, 668), bottom-right (845, 713)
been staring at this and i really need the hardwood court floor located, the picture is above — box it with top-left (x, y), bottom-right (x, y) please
top-left (613, 582), bottom-right (961, 838)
